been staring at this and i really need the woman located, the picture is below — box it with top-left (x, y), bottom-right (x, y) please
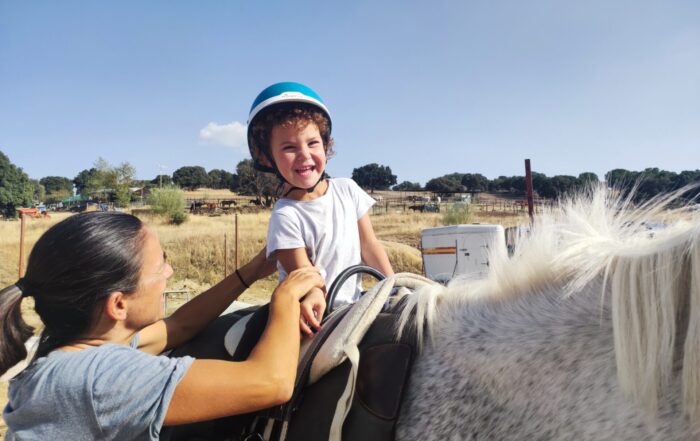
top-left (0, 211), bottom-right (323, 440)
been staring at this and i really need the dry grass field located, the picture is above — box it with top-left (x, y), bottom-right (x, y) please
top-left (0, 201), bottom-right (527, 435)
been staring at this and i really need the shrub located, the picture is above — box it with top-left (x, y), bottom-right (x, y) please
top-left (170, 210), bottom-right (188, 225)
top-left (147, 187), bottom-right (188, 225)
top-left (442, 202), bottom-right (472, 225)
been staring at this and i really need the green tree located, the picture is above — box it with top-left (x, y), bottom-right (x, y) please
top-left (393, 181), bottom-right (422, 191)
top-left (73, 159), bottom-right (136, 206)
top-left (673, 170), bottom-right (700, 199)
top-left (488, 176), bottom-right (507, 191)
top-left (229, 173), bottom-right (240, 192)
top-left (549, 175), bottom-right (578, 198)
top-left (461, 173), bottom-right (489, 192)
top-left (494, 176), bottom-right (526, 193)
top-left (236, 159), bottom-right (278, 206)
top-left (73, 168), bottom-right (99, 196)
top-left (351, 163), bottom-right (397, 193)
top-left (425, 172), bottom-right (467, 195)
top-left (30, 179), bottom-right (45, 202)
top-left (0, 151), bottom-right (34, 216)
top-left (92, 157), bottom-right (113, 199)
top-left (112, 162), bottom-right (136, 208)
top-left (148, 187), bottom-right (188, 225)
top-left (425, 177), bottom-right (465, 195)
top-left (45, 189), bottom-right (72, 205)
top-left (605, 168), bottom-right (638, 188)
top-left (151, 174), bottom-right (173, 187)
top-left (577, 172), bottom-right (599, 188)
top-left (530, 172), bottom-right (553, 198)
top-left (208, 169), bottom-right (235, 189)
top-left (173, 166), bottom-right (210, 190)
top-left (40, 176), bottom-right (73, 194)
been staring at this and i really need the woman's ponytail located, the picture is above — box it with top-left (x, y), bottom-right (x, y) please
top-left (0, 283), bottom-right (34, 377)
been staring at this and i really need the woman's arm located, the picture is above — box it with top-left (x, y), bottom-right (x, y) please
top-left (138, 247), bottom-right (276, 355)
top-left (358, 214), bottom-right (394, 277)
top-left (164, 267), bottom-right (324, 424)
top-left (275, 248), bottom-right (325, 335)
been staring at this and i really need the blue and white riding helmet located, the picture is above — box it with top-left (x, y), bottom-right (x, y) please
top-left (247, 82), bottom-right (332, 173)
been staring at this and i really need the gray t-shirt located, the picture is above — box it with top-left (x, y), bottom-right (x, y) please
top-left (3, 339), bottom-right (194, 441)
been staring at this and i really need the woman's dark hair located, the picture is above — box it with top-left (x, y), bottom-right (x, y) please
top-left (0, 212), bottom-right (145, 375)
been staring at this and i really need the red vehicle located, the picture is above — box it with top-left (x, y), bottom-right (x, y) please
top-left (17, 207), bottom-right (50, 218)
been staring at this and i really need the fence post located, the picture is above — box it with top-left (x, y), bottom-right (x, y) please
top-left (224, 233), bottom-right (228, 277)
top-left (525, 159), bottom-right (534, 223)
top-left (18, 212), bottom-right (26, 277)
top-left (235, 213), bottom-right (239, 269)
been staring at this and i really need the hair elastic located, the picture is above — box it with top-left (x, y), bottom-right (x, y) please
top-left (15, 278), bottom-right (30, 297)
top-left (236, 269), bottom-right (250, 289)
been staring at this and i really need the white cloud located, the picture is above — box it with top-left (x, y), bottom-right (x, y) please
top-left (199, 121), bottom-right (247, 151)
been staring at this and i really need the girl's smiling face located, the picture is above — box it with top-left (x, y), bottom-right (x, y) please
top-left (269, 122), bottom-right (326, 196)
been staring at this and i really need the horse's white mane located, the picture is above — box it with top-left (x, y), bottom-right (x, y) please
top-left (398, 184), bottom-right (700, 420)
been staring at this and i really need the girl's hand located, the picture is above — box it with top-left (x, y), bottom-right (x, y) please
top-left (273, 267), bottom-right (324, 304)
top-left (299, 287), bottom-right (326, 336)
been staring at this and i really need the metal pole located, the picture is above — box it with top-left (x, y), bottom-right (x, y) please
top-left (18, 212), bottom-right (26, 278)
top-left (525, 159), bottom-right (534, 223)
top-left (234, 213), bottom-right (239, 269)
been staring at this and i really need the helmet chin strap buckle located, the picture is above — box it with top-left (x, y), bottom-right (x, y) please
top-left (281, 173), bottom-right (328, 198)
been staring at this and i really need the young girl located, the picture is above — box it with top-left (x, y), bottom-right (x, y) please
top-left (247, 82), bottom-right (394, 335)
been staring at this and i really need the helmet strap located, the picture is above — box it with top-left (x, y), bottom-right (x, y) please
top-left (280, 172), bottom-right (328, 198)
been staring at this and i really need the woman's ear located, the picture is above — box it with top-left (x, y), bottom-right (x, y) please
top-left (103, 292), bottom-right (128, 321)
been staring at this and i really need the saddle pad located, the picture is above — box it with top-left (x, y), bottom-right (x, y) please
top-left (224, 313), bottom-right (253, 356)
top-left (308, 273), bottom-right (436, 384)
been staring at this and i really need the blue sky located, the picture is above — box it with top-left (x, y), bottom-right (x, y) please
top-left (1, 1), bottom-right (698, 185)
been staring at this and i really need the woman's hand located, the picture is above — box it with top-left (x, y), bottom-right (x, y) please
top-left (167, 266), bottom-right (325, 424)
top-left (298, 288), bottom-right (325, 336)
top-left (272, 267), bottom-right (324, 305)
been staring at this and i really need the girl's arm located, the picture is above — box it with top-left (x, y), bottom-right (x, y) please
top-left (164, 267), bottom-right (324, 424)
top-left (358, 214), bottom-right (394, 277)
top-left (137, 247), bottom-right (276, 355)
top-left (275, 248), bottom-right (326, 335)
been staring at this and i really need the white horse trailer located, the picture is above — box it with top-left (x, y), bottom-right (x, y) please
top-left (421, 224), bottom-right (506, 282)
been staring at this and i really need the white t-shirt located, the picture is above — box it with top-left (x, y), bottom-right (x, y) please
top-left (267, 178), bottom-right (376, 306)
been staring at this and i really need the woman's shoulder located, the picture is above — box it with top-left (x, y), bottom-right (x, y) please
top-left (8, 345), bottom-right (136, 409)
top-left (17, 344), bottom-right (165, 385)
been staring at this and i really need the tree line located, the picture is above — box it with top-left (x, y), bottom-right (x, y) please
top-left (2, 149), bottom-right (699, 216)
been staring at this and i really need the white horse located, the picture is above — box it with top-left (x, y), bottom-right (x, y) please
top-left (394, 186), bottom-right (700, 440)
